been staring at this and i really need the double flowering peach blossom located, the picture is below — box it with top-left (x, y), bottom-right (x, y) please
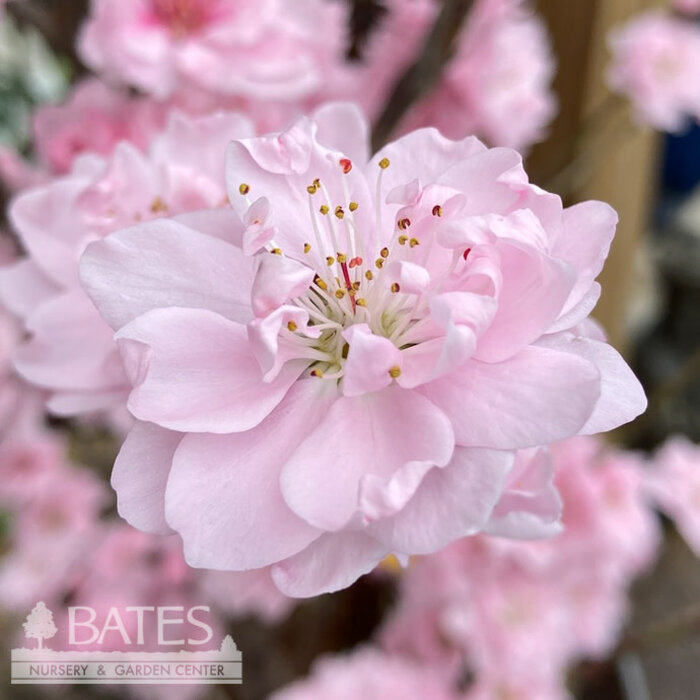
top-left (78, 0), bottom-right (348, 104)
top-left (79, 104), bottom-right (646, 596)
top-left (380, 437), bottom-right (660, 697)
top-left (608, 10), bottom-right (700, 132)
top-left (0, 109), bottom-right (254, 419)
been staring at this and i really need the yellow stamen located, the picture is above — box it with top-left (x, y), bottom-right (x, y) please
top-left (304, 243), bottom-right (311, 254)
top-left (365, 270), bottom-right (374, 281)
top-left (398, 235), bottom-right (408, 245)
top-left (335, 289), bottom-right (346, 299)
top-left (320, 205), bottom-right (329, 215)
top-left (271, 248), bottom-right (282, 255)
top-left (409, 238), bottom-right (420, 248)
top-left (326, 256), bottom-right (335, 266)
top-left (334, 206), bottom-right (345, 219)
top-left (287, 321), bottom-right (298, 332)
top-left (150, 196), bottom-right (168, 213)
top-left (349, 201), bottom-right (359, 211)
top-left (388, 366), bottom-right (402, 378)
top-left (239, 183), bottom-right (250, 195)
top-left (379, 157), bottom-right (390, 169)
top-left (337, 253), bottom-right (347, 264)
top-left (391, 283), bottom-right (400, 293)
top-left (355, 298), bottom-right (367, 307)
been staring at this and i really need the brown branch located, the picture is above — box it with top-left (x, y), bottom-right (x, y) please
top-left (371, 0), bottom-right (476, 151)
top-left (616, 601), bottom-right (700, 657)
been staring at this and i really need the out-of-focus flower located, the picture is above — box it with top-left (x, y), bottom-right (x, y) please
top-left (78, 0), bottom-right (349, 103)
top-left (81, 104), bottom-right (645, 597)
top-left (0, 109), bottom-right (254, 419)
top-left (0, 435), bottom-right (108, 608)
top-left (353, 0), bottom-right (556, 151)
top-left (270, 647), bottom-right (458, 700)
top-left (674, 0), bottom-right (700, 16)
top-left (608, 10), bottom-right (700, 132)
top-left (380, 436), bottom-right (660, 696)
top-left (33, 78), bottom-right (167, 176)
top-left (645, 436), bottom-right (700, 556)
top-left (1, 79), bottom-right (167, 194)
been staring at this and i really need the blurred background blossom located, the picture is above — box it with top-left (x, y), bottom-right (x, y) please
top-left (0, 1), bottom-right (699, 699)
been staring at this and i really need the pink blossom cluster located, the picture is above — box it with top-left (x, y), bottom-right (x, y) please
top-left (353, 0), bottom-right (556, 150)
top-left (608, 10), bottom-right (700, 132)
top-left (0, 79), bottom-right (168, 194)
top-left (674, 0), bottom-right (700, 16)
top-left (75, 104), bottom-right (646, 597)
top-left (376, 436), bottom-right (660, 698)
top-left (0, 109), bottom-right (254, 422)
top-left (270, 647), bottom-right (459, 700)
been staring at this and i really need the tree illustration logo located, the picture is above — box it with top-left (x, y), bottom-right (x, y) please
top-left (23, 602), bottom-right (58, 650)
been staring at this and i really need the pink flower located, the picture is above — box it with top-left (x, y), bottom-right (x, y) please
top-left (0, 110), bottom-right (254, 418)
top-left (80, 104), bottom-right (646, 597)
top-left (674, 0), bottom-right (700, 16)
top-left (270, 647), bottom-right (458, 700)
top-left (608, 11), bottom-right (700, 132)
top-left (78, 0), bottom-right (348, 102)
top-left (380, 437), bottom-right (659, 694)
top-left (645, 436), bottom-right (700, 556)
top-left (32, 78), bottom-right (167, 175)
top-left (354, 0), bottom-right (556, 151)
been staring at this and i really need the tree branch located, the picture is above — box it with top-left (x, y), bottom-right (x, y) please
top-left (371, 0), bottom-right (476, 151)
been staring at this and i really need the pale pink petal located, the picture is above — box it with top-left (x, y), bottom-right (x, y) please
top-left (536, 332), bottom-right (647, 435)
top-left (116, 307), bottom-right (306, 433)
top-left (271, 532), bottom-right (388, 598)
top-left (0, 260), bottom-right (59, 319)
top-left (313, 102), bottom-right (371, 166)
top-left (280, 386), bottom-right (454, 531)
top-left (165, 381), bottom-right (335, 570)
top-left (81, 218), bottom-right (254, 330)
top-left (342, 324), bottom-right (403, 397)
top-left (251, 253), bottom-right (315, 317)
top-left (112, 420), bottom-right (182, 535)
top-left (423, 345), bottom-right (601, 449)
top-left (366, 447), bottom-right (514, 554)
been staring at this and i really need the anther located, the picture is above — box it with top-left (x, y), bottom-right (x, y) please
top-left (337, 253), bottom-right (347, 264)
top-left (391, 283), bottom-right (400, 293)
top-left (398, 218), bottom-right (411, 230)
top-left (432, 205), bottom-right (443, 217)
top-left (365, 270), bottom-right (374, 281)
top-left (307, 184), bottom-right (318, 195)
top-left (271, 248), bottom-right (282, 255)
top-left (239, 183), bottom-right (250, 195)
top-left (340, 158), bottom-right (353, 174)
top-left (379, 157), bottom-right (390, 169)
top-left (335, 289), bottom-right (346, 299)
top-left (375, 258), bottom-right (385, 269)
top-left (314, 276), bottom-right (328, 291)
top-left (304, 243), bottom-right (312, 254)
top-left (380, 247), bottom-right (390, 258)
top-left (409, 238), bottom-right (420, 248)
top-left (310, 369), bottom-right (324, 378)
top-left (334, 206), bottom-right (345, 219)
top-left (326, 256), bottom-right (335, 266)
top-left (287, 321), bottom-right (298, 332)
top-left (150, 196), bottom-right (168, 213)
top-left (388, 366), bottom-right (402, 378)
top-left (352, 281), bottom-right (361, 291)
top-left (320, 205), bottom-right (329, 215)
top-left (349, 201), bottom-right (359, 212)
top-left (398, 235), bottom-right (408, 245)
top-left (355, 298), bottom-right (367, 307)
top-left (463, 247), bottom-right (472, 261)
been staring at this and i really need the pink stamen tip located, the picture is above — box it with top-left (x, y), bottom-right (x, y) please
top-left (339, 158), bottom-right (353, 174)
top-left (348, 257), bottom-right (363, 269)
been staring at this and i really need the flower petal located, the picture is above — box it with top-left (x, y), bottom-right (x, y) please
top-left (423, 345), bottom-right (601, 449)
top-left (116, 307), bottom-right (305, 433)
top-left (165, 380), bottom-right (334, 570)
top-left (367, 447), bottom-right (514, 553)
top-left (80, 218), bottom-right (254, 330)
top-left (271, 532), bottom-right (388, 598)
top-left (112, 420), bottom-right (182, 535)
top-left (280, 386), bottom-right (455, 531)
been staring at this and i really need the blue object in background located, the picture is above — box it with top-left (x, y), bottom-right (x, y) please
top-left (663, 123), bottom-right (700, 193)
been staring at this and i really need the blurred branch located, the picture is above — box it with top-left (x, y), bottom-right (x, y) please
top-left (616, 601), bottom-right (700, 656)
top-left (371, 0), bottom-right (476, 151)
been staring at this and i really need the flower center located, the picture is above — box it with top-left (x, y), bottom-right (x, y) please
top-left (150, 0), bottom-right (212, 36)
